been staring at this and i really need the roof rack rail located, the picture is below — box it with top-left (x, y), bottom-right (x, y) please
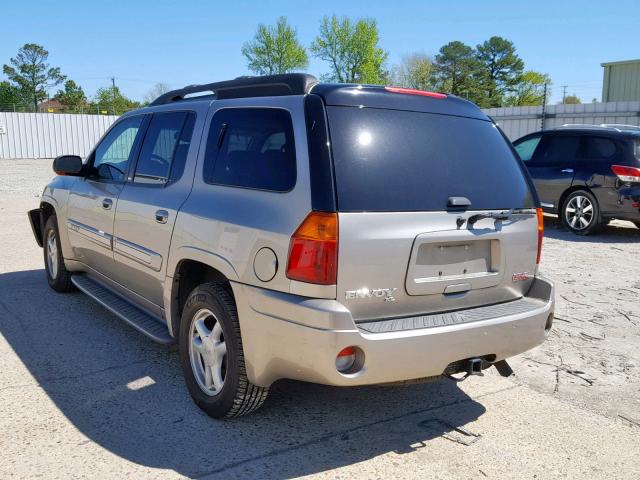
top-left (601, 124), bottom-right (640, 131)
top-left (149, 73), bottom-right (318, 106)
top-left (557, 124), bottom-right (622, 132)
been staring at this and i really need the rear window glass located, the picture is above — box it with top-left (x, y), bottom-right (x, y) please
top-left (583, 137), bottom-right (616, 159)
top-left (203, 108), bottom-right (296, 192)
top-left (326, 107), bottom-right (535, 212)
top-left (536, 135), bottom-right (580, 165)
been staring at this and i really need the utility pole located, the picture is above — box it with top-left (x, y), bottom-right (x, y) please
top-left (110, 77), bottom-right (116, 115)
top-left (540, 82), bottom-right (548, 131)
top-left (561, 85), bottom-right (568, 104)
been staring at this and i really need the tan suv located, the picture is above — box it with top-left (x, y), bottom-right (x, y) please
top-left (28, 74), bottom-right (555, 418)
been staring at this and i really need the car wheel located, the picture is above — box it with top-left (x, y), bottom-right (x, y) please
top-left (179, 282), bottom-right (268, 418)
top-left (561, 190), bottom-right (603, 235)
top-left (43, 215), bottom-right (74, 292)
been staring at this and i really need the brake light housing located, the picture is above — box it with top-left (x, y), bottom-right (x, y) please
top-left (536, 208), bottom-right (544, 266)
top-left (384, 86), bottom-right (447, 99)
top-left (611, 165), bottom-right (640, 183)
top-left (286, 212), bottom-right (338, 285)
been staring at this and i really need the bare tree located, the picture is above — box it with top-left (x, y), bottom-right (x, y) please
top-left (143, 83), bottom-right (172, 105)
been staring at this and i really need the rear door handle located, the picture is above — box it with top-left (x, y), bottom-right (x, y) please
top-left (561, 168), bottom-right (574, 174)
top-left (102, 198), bottom-right (113, 210)
top-left (155, 210), bottom-right (169, 224)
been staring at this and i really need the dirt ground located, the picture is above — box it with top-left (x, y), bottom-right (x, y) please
top-left (1, 159), bottom-right (639, 479)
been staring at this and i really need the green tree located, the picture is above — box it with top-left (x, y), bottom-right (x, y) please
top-left (561, 94), bottom-right (581, 104)
top-left (0, 81), bottom-right (24, 110)
top-left (311, 15), bottom-right (388, 84)
top-left (242, 17), bottom-right (308, 75)
top-left (476, 36), bottom-right (524, 107)
top-left (2, 43), bottom-right (66, 111)
top-left (93, 86), bottom-right (141, 115)
top-left (390, 53), bottom-right (433, 90)
top-left (54, 80), bottom-right (87, 109)
top-left (504, 71), bottom-right (551, 106)
top-left (432, 41), bottom-right (483, 101)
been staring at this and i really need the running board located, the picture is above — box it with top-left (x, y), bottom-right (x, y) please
top-left (71, 274), bottom-right (175, 344)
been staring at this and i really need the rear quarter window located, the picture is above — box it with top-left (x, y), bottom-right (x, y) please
top-left (203, 108), bottom-right (296, 192)
top-left (326, 106), bottom-right (535, 212)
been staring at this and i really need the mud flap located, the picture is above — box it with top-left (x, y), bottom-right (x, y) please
top-left (493, 359), bottom-right (514, 377)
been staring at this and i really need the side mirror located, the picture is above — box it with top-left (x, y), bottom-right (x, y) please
top-left (53, 155), bottom-right (83, 176)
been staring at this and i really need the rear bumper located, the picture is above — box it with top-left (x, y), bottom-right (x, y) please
top-left (233, 276), bottom-right (555, 388)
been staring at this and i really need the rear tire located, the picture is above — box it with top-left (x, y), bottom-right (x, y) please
top-left (560, 190), bottom-right (604, 235)
top-left (43, 215), bottom-right (74, 292)
top-left (178, 282), bottom-right (268, 418)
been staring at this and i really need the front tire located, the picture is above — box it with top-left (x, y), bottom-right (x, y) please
top-left (561, 190), bottom-right (604, 235)
top-left (43, 215), bottom-right (74, 292)
top-left (178, 282), bottom-right (268, 418)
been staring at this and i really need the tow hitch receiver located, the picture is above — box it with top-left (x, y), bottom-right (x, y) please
top-left (468, 358), bottom-right (484, 377)
top-left (447, 357), bottom-right (486, 382)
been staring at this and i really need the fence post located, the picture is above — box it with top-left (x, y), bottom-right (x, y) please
top-left (540, 83), bottom-right (548, 131)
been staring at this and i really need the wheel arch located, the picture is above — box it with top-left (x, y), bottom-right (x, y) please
top-left (558, 185), bottom-right (597, 215)
top-left (40, 201), bottom-right (57, 228)
top-left (168, 257), bottom-right (236, 339)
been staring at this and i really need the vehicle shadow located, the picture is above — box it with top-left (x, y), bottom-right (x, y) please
top-left (0, 269), bottom-right (486, 479)
top-left (543, 215), bottom-right (640, 243)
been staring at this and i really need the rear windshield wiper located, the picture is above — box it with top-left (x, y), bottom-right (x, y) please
top-left (466, 209), bottom-right (515, 226)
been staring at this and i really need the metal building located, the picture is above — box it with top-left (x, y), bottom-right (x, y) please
top-left (602, 59), bottom-right (640, 102)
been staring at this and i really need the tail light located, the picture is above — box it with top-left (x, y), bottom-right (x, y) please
top-left (611, 165), bottom-right (640, 183)
top-left (536, 208), bottom-right (544, 266)
top-left (384, 86), bottom-right (447, 99)
top-left (286, 212), bottom-right (338, 285)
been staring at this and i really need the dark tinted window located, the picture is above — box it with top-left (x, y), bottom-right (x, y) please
top-left (326, 106), bottom-right (535, 212)
top-left (535, 135), bottom-right (580, 165)
top-left (583, 136), bottom-right (616, 159)
top-left (92, 116), bottom-right (144, 181)
top-left (203, 108), bottom-right (296, 191)
top-left (134, 111), bottom-right (195, 184)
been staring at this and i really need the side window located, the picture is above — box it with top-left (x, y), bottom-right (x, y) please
top-left (583, 136), bottom-right (617, 159)
top-left (534, 135), bottom-right (580, 166)
top-left (514, 135), bottom-right (542, 162)
top-left (134, 111), bottom-right (196, 185)
top-left (203, 108), bottom-right (296, 192)
top-left (92, 116), bottom-right (144, 181)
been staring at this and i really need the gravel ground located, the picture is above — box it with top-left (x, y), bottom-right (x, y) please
top-left (1, 159), bottom-right (639, 479)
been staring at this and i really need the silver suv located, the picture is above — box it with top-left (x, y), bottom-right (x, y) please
top-left (28, 74), bottom-right (554, 418)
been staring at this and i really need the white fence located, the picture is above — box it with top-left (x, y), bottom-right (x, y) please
top-left (484, 101), bottom-right (640, 140)
top-left (0, 112), bottom-right (118, 159)
top-left (1, 102), bottom-right (640, 159)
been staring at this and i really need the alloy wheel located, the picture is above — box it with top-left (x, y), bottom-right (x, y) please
top-left (46, 229), bottom-right (58, 279)
top-left (565, 195), bottom-right (594, 231)
top-left (189, 308), bottom-right (227, 396)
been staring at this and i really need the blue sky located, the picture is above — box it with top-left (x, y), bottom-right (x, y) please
top-left (2, 0), bottom-right (638, 104)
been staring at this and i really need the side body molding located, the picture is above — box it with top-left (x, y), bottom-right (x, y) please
top-left (67, 219), bottom-right (113, 249)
